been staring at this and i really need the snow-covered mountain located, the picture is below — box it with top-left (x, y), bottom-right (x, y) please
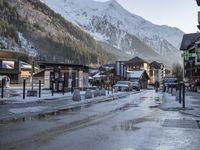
top-left (0, 32), bottom-right (38, 57)
top-left (41, 0), bottom-right (184, 66)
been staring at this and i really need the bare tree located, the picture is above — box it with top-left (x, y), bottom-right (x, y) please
top-left (172, 63), bottom-right (183, 81)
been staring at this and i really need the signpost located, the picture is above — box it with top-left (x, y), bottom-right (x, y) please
top-left (195, 43), bottom-right (200, 65)
top-left (181, 51), bottom-right (192, 61)
top-left (27, 60), bottom-right (37, 97)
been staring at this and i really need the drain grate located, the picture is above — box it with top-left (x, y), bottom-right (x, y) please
top-left (163, 119), bottom-right (200, 129)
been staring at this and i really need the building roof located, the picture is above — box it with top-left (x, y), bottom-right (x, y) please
top-left (126, 56), bottom-right (149, 65)
top-left (180, 33), bottom-right (200, 50)
top-left (39, 62), bottom-right (90, 69)
top-left (196, 0), bottom-right (200, 6)
top-left (102, 63), bottom-right (115, 68)
top-left (127, 70), bottom-right (150, 79)
top-left (150, 61), bottom-right (163, 69)
top-left (127, 70), bottom-right (143, 78)
top-left (93, 72), bottom-right (105, 79)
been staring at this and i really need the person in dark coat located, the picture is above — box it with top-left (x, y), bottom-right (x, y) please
top-left (154, 81), bottom-right (159, 92)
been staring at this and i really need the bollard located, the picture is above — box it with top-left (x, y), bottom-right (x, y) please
top-left (1, 79), bottom-right (4, 98)
top-left (182, 83), bottom-right (185, 108)
top-left (94, 88), bottom-right (100, 97)
top-left (62, 81), bottom-right (64, 95)
top-left (71, 87), bottom-right (74, 94)
top-left (171, 86), bottom-right (173, 94)
top-left (112, 87), bottom-right (113, 95)
top-left (39, 80), bottom-right (41, 98)
top-left (51, 81), bottom-right (54, 96)
top-left (85, 89), bottom-right (92, 99)
top-left (179, 83), bottom-right (181, 104)
top-left (23, 80), bottom-right (26, 99)
top-left (72, 89), bottom-right (81, 101)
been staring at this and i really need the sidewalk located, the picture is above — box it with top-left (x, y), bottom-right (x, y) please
top-left (159, 91), bottom-right (200, 117)
top-left (0, 89), bottom-right (134, 124)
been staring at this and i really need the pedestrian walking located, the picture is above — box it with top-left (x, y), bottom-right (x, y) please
top-left (155, 81), bottom-right (159, 92)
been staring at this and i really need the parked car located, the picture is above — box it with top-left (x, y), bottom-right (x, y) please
top-left (130, 80), bottom-right (140, 91)
top-left (163, 77), bottom-right (177, 92)
top-left (114, 81), bottom-right (132, 91)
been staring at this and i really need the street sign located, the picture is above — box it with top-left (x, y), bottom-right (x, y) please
top-left (195, 43), bottom-right (200, 65)
top-left (181, 51), bottom-right (192, 61)
top-left (54, 66), bottom-right (61, 80)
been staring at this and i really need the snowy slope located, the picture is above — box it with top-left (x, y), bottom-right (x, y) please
top-left (0, 32), bottom-right (38, 57)
top-left (41, 0), bottom-right (184, 65)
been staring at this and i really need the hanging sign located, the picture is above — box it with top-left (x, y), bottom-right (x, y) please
top-left (181, 51), bottom-right (192, 61)
top-left (195, 42), bottom-right (200, 65)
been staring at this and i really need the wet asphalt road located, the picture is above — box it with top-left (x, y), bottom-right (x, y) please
top-left (0, 90), bottom-right (200, 150)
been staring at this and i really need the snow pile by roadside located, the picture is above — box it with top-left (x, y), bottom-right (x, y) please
top-left (9, 106), bottom-right (47, 114)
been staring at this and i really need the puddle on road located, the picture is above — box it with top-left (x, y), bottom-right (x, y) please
top-left (112, 118), bottom-right (150, 131)
top-left (1, 95), bottom-right (144, 125)
top-left (140, 96), bottom-right (163, 101)
top-left (120, 122), bottom-right (140, 131)
top-left (140, 97), bottom-right (154, 100)
top-left (140, 95), bottom-right (164, 105)
top-left (118, 103), bottom-right (138, 111)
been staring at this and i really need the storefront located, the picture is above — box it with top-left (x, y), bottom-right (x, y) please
top-left (39, 62), bottom-right (90, 90)
top-left (0, 59), bottom-right (20, 84)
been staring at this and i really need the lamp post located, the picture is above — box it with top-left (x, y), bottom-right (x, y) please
top-left (31, 60), bottom-right (35, 91)
top-left (190, 61), bottom-right (193, 82)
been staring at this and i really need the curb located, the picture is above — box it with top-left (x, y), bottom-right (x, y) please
top-left (0, 92), bottom-right (133, 124)
top-left (179, 110), bottom-right (200, 117)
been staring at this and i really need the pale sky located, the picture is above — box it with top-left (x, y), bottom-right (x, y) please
top-left (95, 0), bottom-right (199, 33)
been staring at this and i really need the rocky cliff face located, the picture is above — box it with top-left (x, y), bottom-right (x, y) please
top-left (41, 0), bottom-right (184, 66)
top-left (0, 0), bottom-right (114, 65)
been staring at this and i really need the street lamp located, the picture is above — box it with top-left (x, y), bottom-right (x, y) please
top-left (189, 61), bottom-right (193, 83)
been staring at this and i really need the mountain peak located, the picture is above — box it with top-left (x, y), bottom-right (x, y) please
top-left (42, 0), bottom-right (184, 66)
top-left (107, 0), bottom-right (123, 9)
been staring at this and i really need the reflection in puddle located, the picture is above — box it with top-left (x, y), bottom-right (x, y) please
top-left (140, 97), bottom-right (154, 100)
top-left (120, 121), bottom-right (140, 131)
top-left (119, 103), bottom-right (138, 111)
top-left (140, 96), bottom-right (164, 104)
top-left (113, 118), bottom-right (150, 131)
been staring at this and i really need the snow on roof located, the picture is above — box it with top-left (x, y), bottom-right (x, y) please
top-left (93, 72), bottom-right (105, 79)
top-left (21, 64), bottom-right (39, 70)
top-left (89, 76), bottom-right (93, 79)
top-left (93, 72), bottom-right (101, 78)
top-left (180, 33), bottom-right (200, 50)
top-left (21, 64), bottom-right (32, 69)
top-left (127, 70), bottom-right (144, 78)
